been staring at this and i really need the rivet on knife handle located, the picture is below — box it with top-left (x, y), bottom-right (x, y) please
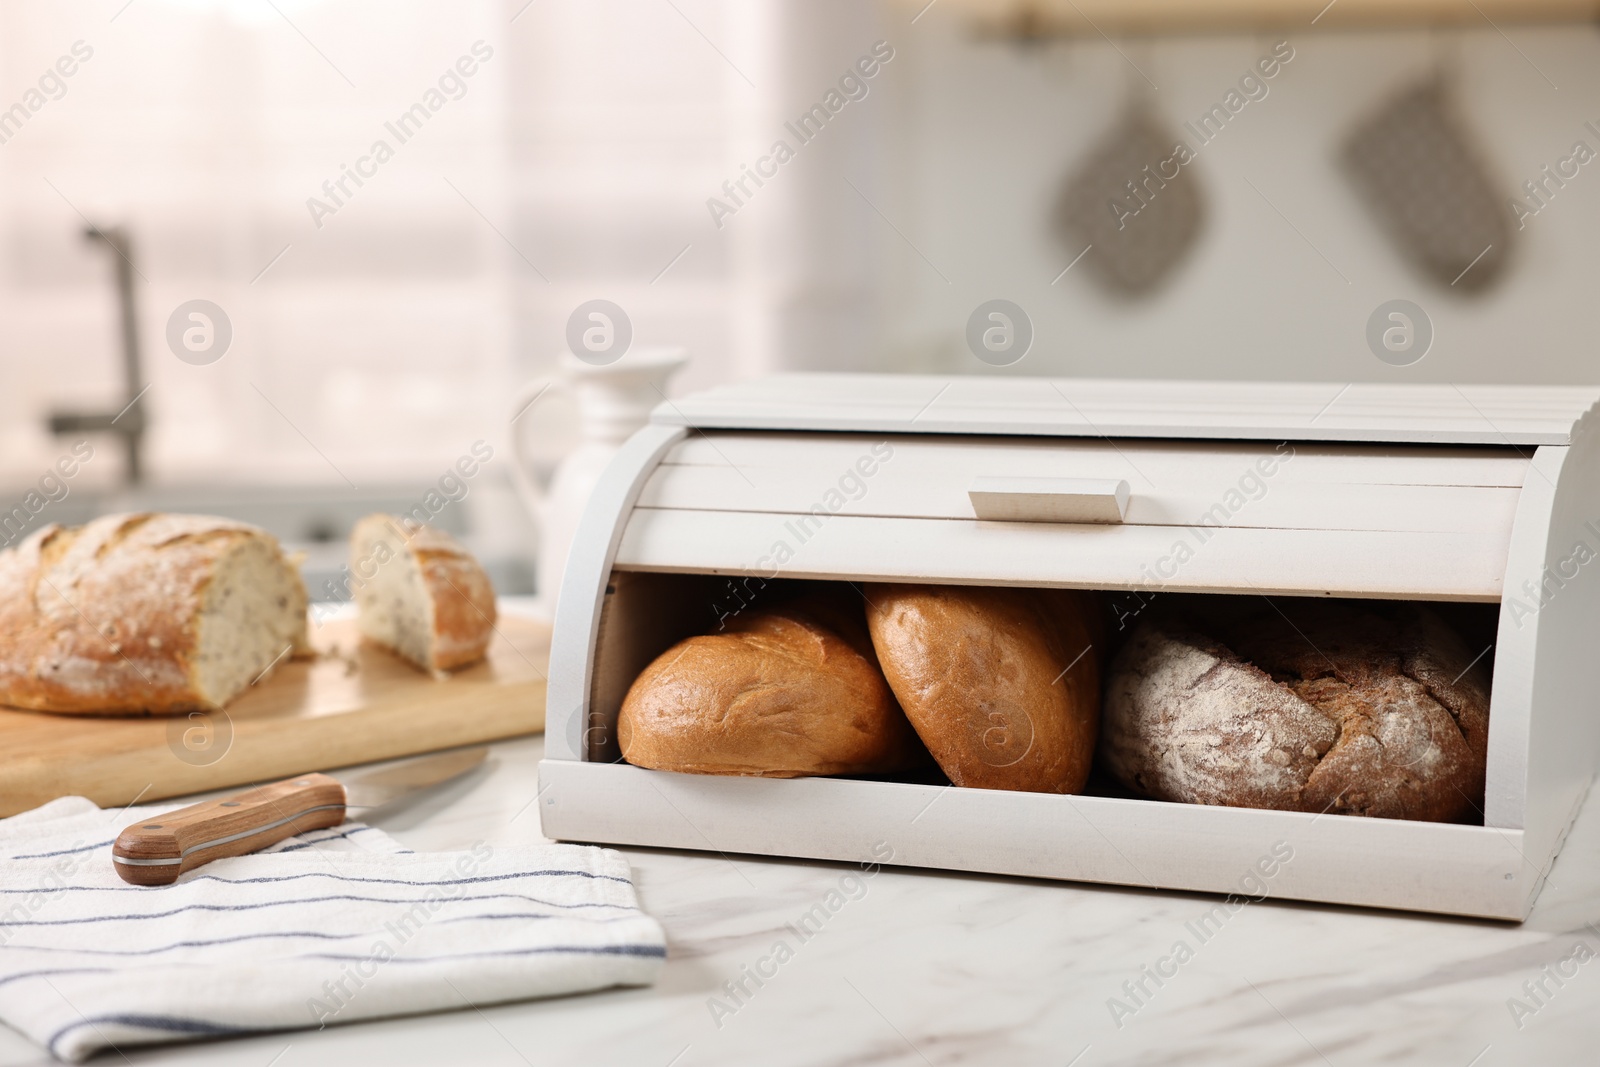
top-left (112, 773), bottom-right (347, 886)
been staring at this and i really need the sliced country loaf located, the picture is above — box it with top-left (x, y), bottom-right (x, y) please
top-left (0, 513), bottom-right (309, 714)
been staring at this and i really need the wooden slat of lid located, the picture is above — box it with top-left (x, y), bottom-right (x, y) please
top-left (636, 464), bottom-right (1521, 536)
top-left (659, 433), bottom-right (1532, 487)
top-left (657, 376), bottom-right (1600, 446)
top-left (638, 433), bottom-right (1525, 541)
top-left (614, 510), bottom-right (1510, 601)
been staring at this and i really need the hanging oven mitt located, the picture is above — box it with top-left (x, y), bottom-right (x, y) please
top-left (1341, 77), bottom-right (1511, 291)
top-left (1055, 97), bottom-right (1204, 297)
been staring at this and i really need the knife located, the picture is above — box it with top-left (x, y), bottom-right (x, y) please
top-left (111, 747), bottom-right (489, 886)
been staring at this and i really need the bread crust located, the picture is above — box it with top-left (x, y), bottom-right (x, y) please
top-left (406, 523), bottom-right (497, 671)
top-left (0, 513), bottom-right (308, 715)
top-left (864, 584), bottom-right (1102, 794)
top-left (618, 599), bottom-right (927, 777)
top-left (1102, 599), bottom-right (1490, 821)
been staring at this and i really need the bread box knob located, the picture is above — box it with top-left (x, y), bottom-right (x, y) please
top-left (967, 476), bottom-right (1130, 524)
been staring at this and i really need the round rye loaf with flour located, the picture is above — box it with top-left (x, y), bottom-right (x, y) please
top-left (1101, 598), bottom-right (1490, 822)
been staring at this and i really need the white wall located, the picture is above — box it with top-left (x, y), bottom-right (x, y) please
top-left (872, 15), bottom-right (1600, 384)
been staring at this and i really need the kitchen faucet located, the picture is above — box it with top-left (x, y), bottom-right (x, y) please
top-left (48, 225), bottom-right (145, 485)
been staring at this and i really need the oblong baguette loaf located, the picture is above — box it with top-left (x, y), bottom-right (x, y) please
top-left (618, 598), bottom-right (928, 778)
top-left (350, 515), bottom-right (496, 672)
top-left (0, 513), bottom-right (309, 714)
top-left (865, 584), bottom-right (1102, 794)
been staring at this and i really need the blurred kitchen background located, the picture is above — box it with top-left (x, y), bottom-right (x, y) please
top-left (2, 0), bottom-right (1598, 597)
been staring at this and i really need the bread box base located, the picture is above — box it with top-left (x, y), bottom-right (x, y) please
top-left (539, 761), bottom-right (1541, 920)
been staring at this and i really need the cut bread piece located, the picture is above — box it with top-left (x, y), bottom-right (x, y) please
top-left (0, 513), bottom-right (310, 714)
top-left (350, 514), bottom-right (496, 672)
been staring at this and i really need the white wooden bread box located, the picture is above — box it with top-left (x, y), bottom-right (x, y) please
top-left (540, 376), bottom-right (1600, 920)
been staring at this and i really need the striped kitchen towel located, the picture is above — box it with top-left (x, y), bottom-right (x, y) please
top-left (0, 796), bottom-right (666, 1062)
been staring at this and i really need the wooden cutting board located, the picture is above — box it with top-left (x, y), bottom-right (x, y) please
top-left (0, 610), bottom-right (549, 817)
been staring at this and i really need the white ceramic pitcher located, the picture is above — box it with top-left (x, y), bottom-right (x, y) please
top-left (510, 346), bottom-right (688, 617)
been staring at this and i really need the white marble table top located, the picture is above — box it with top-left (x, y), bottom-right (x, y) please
top-left (4, 734), bottom-right (1598, 1066)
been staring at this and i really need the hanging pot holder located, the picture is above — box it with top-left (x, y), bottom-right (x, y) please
top-left (1054, 97), bottom-right (1205, 297)
top-left (1341, 77), bottom-right (1511, 291)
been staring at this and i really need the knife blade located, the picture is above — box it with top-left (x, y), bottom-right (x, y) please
top-left (111, 747), bottom-right (489, 886)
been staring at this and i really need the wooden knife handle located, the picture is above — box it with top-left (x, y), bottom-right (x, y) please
top-left (113, 773), bottom-right (347, 886)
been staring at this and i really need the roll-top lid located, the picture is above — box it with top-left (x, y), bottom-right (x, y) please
top-left (654, 375), bottom-right (1600, 446)
top-left (619, 430), bottom-right (1531, 601)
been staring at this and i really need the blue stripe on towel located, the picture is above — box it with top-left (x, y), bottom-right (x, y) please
top-left (302, 942), bottom-right (670, 965)
top-left (0, 967), bottom-right (113, 990)
top-left (3, 914), bottom-right (650, 958)
top-left (9, 839), bottom-right (114, 860)
top-left (1, 891), bottom-right (631, 928)
top-left (48, 1013), bottom-right (250, 1054)
top-left (6, 942), bottom-right (665, 988)
top-left (0, 867), bottom-right (632, 896)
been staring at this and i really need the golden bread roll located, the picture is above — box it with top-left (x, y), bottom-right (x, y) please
top-left (864, 584), bottom-right (1101, 793)
top-left (618, 597), bottom-right (926, 777)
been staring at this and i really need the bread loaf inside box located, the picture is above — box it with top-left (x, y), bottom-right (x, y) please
top-left (615, 578), bottom-right (1105, 792)
top-left (865, 583), bottom-right (1103, 794)
top-left (1099, 593), bottom-right (1496, 822)
top-left (617, 584), bottom-right (931, 778)
top-left (608, 574), bottom-right (1499, 824)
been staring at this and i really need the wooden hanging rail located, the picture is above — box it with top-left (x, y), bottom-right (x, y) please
top-left (897, 0), bottom-right (1600, 37)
